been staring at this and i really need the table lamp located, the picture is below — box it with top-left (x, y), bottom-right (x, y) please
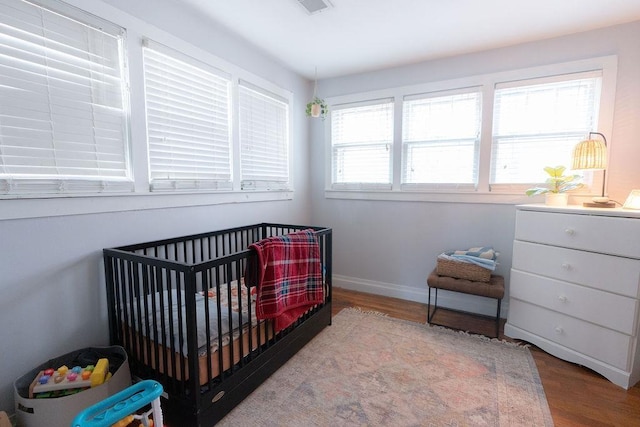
top-left (572, 132), bottom-right (615, 208)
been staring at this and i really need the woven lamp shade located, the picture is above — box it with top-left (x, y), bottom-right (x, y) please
top-left (572, 137), bottom-right (607, 170)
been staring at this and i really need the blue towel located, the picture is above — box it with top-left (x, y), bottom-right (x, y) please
top-left (446, 246), bottom-right (496, 260)
top-left (438, 246), bottom-right (498, 271)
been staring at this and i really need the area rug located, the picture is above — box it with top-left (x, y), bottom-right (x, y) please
top-left (218, 308), bottom-right (553, 426)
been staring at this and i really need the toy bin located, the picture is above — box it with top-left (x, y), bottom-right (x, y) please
top-left (14, 346), bottom-right (130, 427)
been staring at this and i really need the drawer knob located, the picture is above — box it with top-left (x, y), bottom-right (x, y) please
top-left (558, 295), bottom-right (568, 303)
top-left (555, 326), bottom-right (564, 334)
top-left (561, 262), bottom-right (571, 270)
top-left (565, 228), bottom-right (575, 236)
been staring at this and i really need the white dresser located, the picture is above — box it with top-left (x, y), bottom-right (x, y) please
top-left (505, 204), bottom-right (640, 389)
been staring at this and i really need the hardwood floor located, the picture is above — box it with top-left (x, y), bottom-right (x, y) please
top-left (332, 287), bottom-right (640, 427)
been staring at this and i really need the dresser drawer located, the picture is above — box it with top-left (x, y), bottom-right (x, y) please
top-left (508, 299), bottom-right (632, 370)
top-left (510, 269), bottom-right (639, 335)
top-left (515, 210), bottom-right (640, 258)
top-left (512, 240), bottom-right (640, 298)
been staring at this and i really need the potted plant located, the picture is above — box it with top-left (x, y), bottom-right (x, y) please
top-left (306, 96), bottom-right (328, 119)
top-left (525, 165), bottom-right (583, 206)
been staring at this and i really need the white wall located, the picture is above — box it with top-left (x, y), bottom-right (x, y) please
top-left (309, 22), bottom-right (640, 312)
top-left (0, 0), bottom-right (313, 413)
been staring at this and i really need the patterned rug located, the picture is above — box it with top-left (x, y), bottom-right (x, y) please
top-left (218, 308), bottom-right (553, 426)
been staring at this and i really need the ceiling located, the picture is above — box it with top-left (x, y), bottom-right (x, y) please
top-left (171, 0), bottom-right (640, 80)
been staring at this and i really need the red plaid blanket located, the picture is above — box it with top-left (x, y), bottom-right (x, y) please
top-left (246, 229), bottom-right (323, 332)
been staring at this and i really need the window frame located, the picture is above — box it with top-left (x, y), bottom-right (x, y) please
top-left (401, 87), bottom-right (482, 191)
top-left (330, 98), bottom-right (395, 190)
top-left (142, 39), bottom-right (233, 192)
top-left (0, 0), bottom-right (133, 196)
top-left (142, 40), bottom-right (293, 195)
top-left (490, 71), bottom-right (603, 193)
top-left (238, 80), bottom-right (292, 192)
top-left (324, 56), bottom-right (617, 204)
top-left (0, 0), bottom-right (295, 219)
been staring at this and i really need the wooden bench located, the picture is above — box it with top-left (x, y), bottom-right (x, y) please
top-left (427, 269), bottom-right (505, 338)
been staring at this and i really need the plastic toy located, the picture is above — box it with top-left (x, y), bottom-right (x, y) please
top-left (71, 380), bottom-right (164, 427)
top-left (90, 359), bottom-right (109, 387)
top-left (28, 358), bottom-right (111, 398)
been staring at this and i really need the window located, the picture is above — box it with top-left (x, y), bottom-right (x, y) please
top-left (0, 0), bottom-right (295, 217)
top-left (0, 0), bottom-right (131, 196)
top-left (330, 99), bottom-right (394, 189)
top-left (402, 89), bottom-right (481, 189)
top-left (239, 81), bottom-right (290, 190)
top-left (326, 57), bottom-right (615, 202)
top-left (491, 72), bottom-right (602, 187)
top-left (143, 41), bottom-right (232, 191)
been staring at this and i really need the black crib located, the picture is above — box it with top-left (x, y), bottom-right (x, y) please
top-left (103, 223), bottom-right (332, 426)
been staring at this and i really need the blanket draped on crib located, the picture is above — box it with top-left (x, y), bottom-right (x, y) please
top-left (246, 229), bottom-right (323, 332)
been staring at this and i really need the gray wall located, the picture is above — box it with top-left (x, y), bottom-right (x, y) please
top-left (2, 0), bottom-right (639, 415)
top-left (0, 0), bottom-right (312, 413)
top-left (309, 21), bottom-right (640, 311)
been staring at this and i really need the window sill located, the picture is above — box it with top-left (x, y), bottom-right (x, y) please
top-left (325, 189), bottom-right (609, 206)
top-left (0, 190), bottom-right (294, 221)
top-left (325, 189), bottom-right (538, 205)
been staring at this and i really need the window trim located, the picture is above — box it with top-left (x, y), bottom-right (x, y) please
top-left (324, 55), bottom-right (618, 204)
top-left (401, 86), bottom-right (482, 189)
top-left (0, 0), bottom-right (296, 220)
top-left (238, 80), bottom-right (292, 191)
top-left (330, 98), bottom-right (395, 190)
top-left (0, 190), bottom-right (293, 221)
top-left (143, 39), bottom-right (234, 192)
top-left (0, 0), bottom-right (133, 196)
top-left (490, 70), bottom-right (603, 191)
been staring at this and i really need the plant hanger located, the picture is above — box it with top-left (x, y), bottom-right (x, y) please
top-left (306, 67), bottom-right (328, 119)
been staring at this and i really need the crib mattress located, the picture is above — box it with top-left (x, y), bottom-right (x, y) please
top-left (124, 281), bottom-right (273, 385)
top-left (126, 319), bottom-right (272, 385)
top-left (124, 280), bottom-right (326, 386)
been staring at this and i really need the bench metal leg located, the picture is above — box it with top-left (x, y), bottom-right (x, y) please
top-left (427, 287), bottom-right (502, 339)
top-left (427, 287), bottom-right (438, 324)
top-left (495, 298), bottom-right (502, 338)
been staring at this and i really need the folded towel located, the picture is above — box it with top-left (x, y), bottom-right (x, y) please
top-left (439, 246), bottom-right (499, 271)
top-left (446, 246), bottom-right (497, 260)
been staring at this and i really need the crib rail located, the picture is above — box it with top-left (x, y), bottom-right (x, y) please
top-left (103, 223), bottom-right (332, 418)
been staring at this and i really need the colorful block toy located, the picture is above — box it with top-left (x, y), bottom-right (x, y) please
top-left (28, 358), bottom-right (110, 398)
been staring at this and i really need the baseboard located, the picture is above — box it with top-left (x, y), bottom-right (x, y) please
top-left (333, 274), bottom-right (508, 318)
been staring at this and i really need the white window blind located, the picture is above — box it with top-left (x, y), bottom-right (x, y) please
top-left (239, 81), bottom-right (290, 190)
top-left (0, 0), bottom-right (131, 196)
top-left (143, 41), bottom-right (232, 191)
top-left (331, 99), bottom-right (394, 188)
top-left (402, 89), bottom-right (481, 189)
top-left (491, 72), bottom-right (602, 187)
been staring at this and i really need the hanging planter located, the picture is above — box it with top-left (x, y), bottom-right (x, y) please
top-left (306, 96), bottom-right (328, 119)
top-left (306, 67), bottom-right (328, 119)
